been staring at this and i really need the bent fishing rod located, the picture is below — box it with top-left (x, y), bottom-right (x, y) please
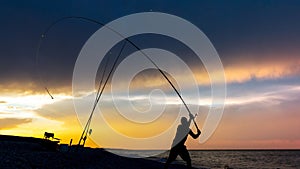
top-left (36, 16), bottom-right (200, 143)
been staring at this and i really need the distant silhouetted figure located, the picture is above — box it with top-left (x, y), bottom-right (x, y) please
top-left (69, 139), bottom-right (73, 146)
top-left (164, 114), bottom-right (201, 169)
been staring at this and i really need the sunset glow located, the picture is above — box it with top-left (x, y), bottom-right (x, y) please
top-left (1, 1), bottom-right (300, 150)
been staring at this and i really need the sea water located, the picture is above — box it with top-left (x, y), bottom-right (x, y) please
top-left (109, 149), bottom-right (300, 169)
top-left (189, 150), bottom-right (300, 169)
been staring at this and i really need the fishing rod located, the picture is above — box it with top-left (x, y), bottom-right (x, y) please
top-left (192, 114), bottom-right (200, 131)
top-left (78, 56), bottom-right (110, 147)
top-left (78, 41), bottom-right (127, 147)
top-left (36, 16), bottom-right (200, 145)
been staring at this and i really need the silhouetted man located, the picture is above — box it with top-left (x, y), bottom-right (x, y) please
top-left (164, 114), bottom-right (201, 169)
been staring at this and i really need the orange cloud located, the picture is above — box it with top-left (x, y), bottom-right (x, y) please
top-left (224, 58), bottom-right (300, 83)
top-left (107, 54), bottom-right (300, 90)
top-left (0, 118), bottom-right (32, 130)
top-left (1, 54), bottom-right (299, 98)
top-left (0, 80), bottom-right (73, 97)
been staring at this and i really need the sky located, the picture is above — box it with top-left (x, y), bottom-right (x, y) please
top-left (0, 0), bottom-right (300, 149)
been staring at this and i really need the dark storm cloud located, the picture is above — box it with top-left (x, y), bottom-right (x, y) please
top-left (0, 0), bottom-right (123, 85)
top-left (1, 0), bottom-right (300, 91)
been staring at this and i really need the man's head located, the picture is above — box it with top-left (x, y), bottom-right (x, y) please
top-left (181, 117), bottom-right (188, 126)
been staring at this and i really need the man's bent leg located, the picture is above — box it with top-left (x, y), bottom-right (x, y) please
top-left (164, 148), bottom-right (178, 169)
top-left (179, 146), bottom-right (192, 169)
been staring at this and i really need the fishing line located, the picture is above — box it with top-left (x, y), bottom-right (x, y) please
top-left (35, 17), bottom-right (106, 99)
top-left (45, 87), bottom-right (54, 99)
top-left (35, 34), bottom-right (54, 99)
